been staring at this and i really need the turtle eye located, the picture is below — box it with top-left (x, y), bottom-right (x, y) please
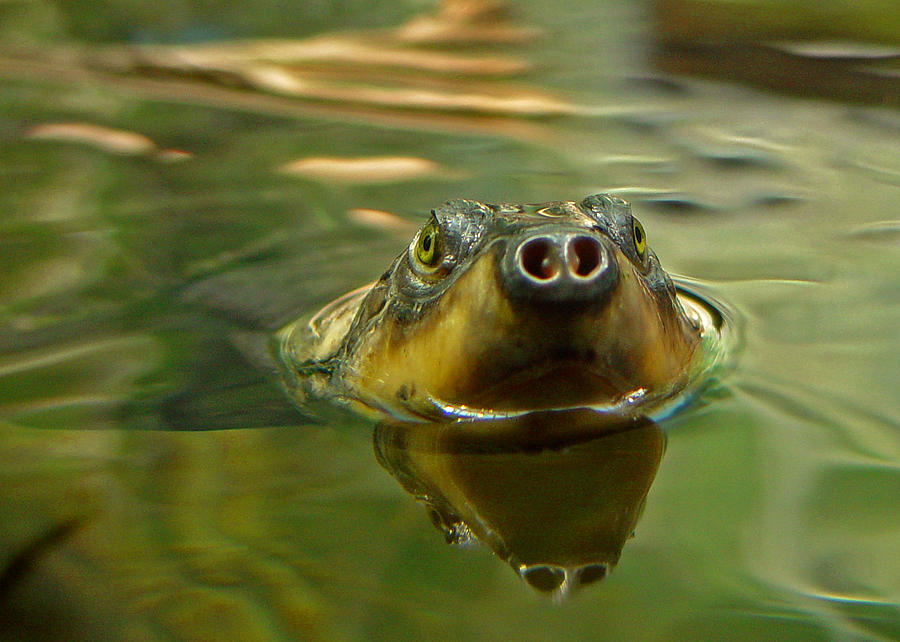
top-left (632, 218), bottom-right (647, 259)
top-left (414, 222), bottom-right (442, 268)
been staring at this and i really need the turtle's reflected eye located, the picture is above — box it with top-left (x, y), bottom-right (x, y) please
top-left (632, 218), bottom-right (647, 259)
top-left (415, 222), bottom-right (442, 268)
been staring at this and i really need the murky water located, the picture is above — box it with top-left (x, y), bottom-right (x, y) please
top-left (1, 1), bottom-right (898, 640)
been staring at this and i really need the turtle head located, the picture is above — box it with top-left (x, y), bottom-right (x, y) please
top-left (331, 194), bottom-right (700, 419)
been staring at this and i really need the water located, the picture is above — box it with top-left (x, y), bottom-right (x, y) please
top-left (1, 1), bottom-right (898, 639)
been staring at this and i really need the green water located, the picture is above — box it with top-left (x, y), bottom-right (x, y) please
top-left (1, 1), bottom-right (898, 640)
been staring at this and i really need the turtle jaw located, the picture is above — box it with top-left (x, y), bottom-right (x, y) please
top-left (456, 361), bottom-right (628, 415)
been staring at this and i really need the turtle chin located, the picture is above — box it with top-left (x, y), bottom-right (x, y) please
top-left (463, 361), bottom-right (631, 414)
top-left (423, 320), bottom-right (643, 418)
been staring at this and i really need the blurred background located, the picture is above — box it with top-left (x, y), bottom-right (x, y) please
top-left (0, 0), bottom-right (898, 639)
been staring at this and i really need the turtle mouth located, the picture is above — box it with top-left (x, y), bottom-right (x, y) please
top-left (436, 359), bottom-right (639, 417)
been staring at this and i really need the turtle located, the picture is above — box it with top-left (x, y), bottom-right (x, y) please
top-left (277, 193), bottom-right (722, 421)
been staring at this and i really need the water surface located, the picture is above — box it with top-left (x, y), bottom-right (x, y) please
top-left (0, 1), bottom-right (898, 639)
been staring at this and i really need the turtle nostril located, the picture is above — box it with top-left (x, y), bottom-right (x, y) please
top-left (505, 233), bottom-right (616, 302)
top-left (519, 238), bottom-right (559, 280)
top-left (569, 236), bottom-right (601, 277)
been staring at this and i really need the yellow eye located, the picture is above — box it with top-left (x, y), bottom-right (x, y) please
top-left (415, 222), bottom-right (441, 268)
top-left (632, 218), bottom-right (647, 259)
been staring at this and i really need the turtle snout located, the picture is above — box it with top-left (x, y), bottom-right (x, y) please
top-left (501, 232), bottom-right (618, 304)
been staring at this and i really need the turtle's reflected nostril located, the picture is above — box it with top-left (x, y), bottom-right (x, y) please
top-left (519, 238), bottom-right (559, 280)
top-left (569, 236), bottom-right (601, 278)
top-left (577, 563), bottom-right (609, 586)
top-left (521, 565), bottom-right (567, 593)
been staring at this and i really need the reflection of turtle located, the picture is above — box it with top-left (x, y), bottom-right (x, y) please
top-left (278, 194), bottom-right (719, 420)
top-left (374, 411), bottom-right (665, 597)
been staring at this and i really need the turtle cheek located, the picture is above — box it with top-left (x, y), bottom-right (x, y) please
top-left (359, 255), bottom-right (504, 410)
